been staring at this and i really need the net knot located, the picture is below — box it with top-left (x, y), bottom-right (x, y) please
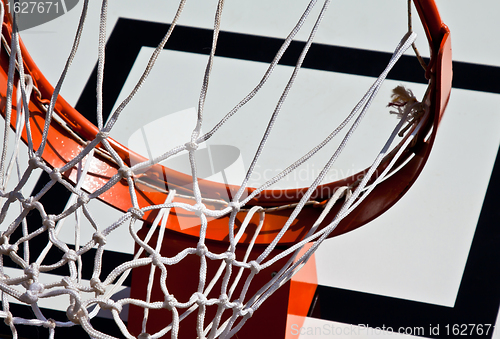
top-left (7, 190), bottom-right (22, 202)
top-left (248, 261), bottom-right (261, 275)
top-left (90, 278), bottom-right (106, 295)
top-left (196, 243), bottom-right (208, 257)
top-left (66, 304), bottom-right (84, 324)
top-left (62, 276), bottom-right (76, 288)
top-left (19, 292), bottom-right (37, 304)
top-left (193, 292), bottom-right (207, 305)
top-left (0, 237), bottom-right (11, 254)
top-left (42, 215), bottom-right (56, 229)
top-left (224, 251), bottom-right (235, 263)
top-left (19, 282), bottom-right (44, 304)
top-left (24, 263), bottom-right (40, 279)
top-left (138, 333), bottom-right (152, 339)
top-left (63, 250), bottom-right (78, 263)
top-left (228, 202), bottom-right (240, 213)
top-left (185, 141), bottom-right (199, 152)
top-left (239, 306), bottom-right (254, 318)
top-left (233, 300), bottom-right (243, 312)
top-left (219, 293), bottom-right (229, 305)
top-left (77, 193), bottom-right (90, 206)
top-left (92, 231), bottom-right (107, 246)
top-left (96, 130), bottom-right (109, 140)
top-left (9, 244), bottom-right (18, 254)
top-left (119, 166), bottom-right (134, 179)
top-left (150, 253), bottom-right (162, 266)
top-left (163, 294), bottom-right (177, 311)
top-left (128, 207), bottom-right (144, 219)
top-left (49, 168), bottom-right (62, 181)
top-left (100, 298), bottom-right (119, 311)
top-left (28, 156), bottom-right (43, 169)
top-left (112, 302), bottom-right (122, 313)
top-left (2, 243), bottom-right (18, 255)
top-left (3, 311), bottom-right (12, 326)
top-left (30, 281), bottom-right (44, 294)
top-left (21, 196), bottom-right (35, 210)
top-left (43, 318), bottom-right (56, 329)
top-left (193, 203), bottom-right (206, 217)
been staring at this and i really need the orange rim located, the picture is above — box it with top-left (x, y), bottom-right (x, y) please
top-left (0, 0), bottom-right (452, 245)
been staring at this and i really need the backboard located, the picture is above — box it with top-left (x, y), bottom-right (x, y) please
top-left (1, 0), bottom-right (500, 338)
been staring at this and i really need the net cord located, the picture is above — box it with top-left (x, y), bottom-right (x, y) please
top-left (222, 33), bottom-right (419, 339)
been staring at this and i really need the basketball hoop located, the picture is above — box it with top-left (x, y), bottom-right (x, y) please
top-left (0, 0), bottom-right (451, 338)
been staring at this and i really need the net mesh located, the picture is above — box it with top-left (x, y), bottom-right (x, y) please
top-left (0, 0), bottom-right (429, 338)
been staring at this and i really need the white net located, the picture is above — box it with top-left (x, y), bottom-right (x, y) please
top-left (0, 0), bottom-right (435, 338)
